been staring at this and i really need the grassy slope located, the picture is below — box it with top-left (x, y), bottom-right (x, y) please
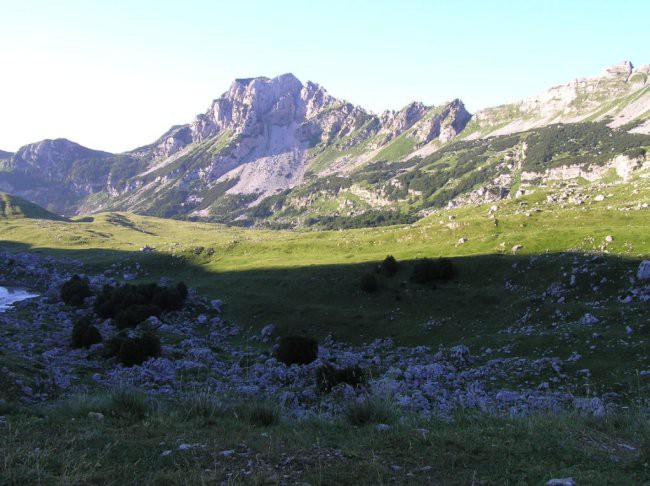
top-left (0, 192), bottom-right (66, 221)
top-left (1, 393), bottom-right (647, 484)
top-left (1, 176), bottom-right (648, 393)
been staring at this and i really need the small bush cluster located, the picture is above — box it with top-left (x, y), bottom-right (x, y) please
top-left (316, 363), bottom-right (365, 392)
top-left (95, 281), bottom-right (188, 328)
top-left (71, 316), bottom-right (102, 349)
top-left (275, 336), bottom-right (318, 365)
top-left (360, 273), bottom-right (378, 293)
top-left (61, 275), bottom-right (93, 307)
top-left (381, 255), bottom-right (399, 277)
top-left (106, 331), bottom-right (161, 366)
top-left (410, 258), bottom-right (455, 284)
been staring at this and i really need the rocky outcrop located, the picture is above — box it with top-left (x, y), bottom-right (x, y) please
top-left (466, 61), bottom-right (650, 139)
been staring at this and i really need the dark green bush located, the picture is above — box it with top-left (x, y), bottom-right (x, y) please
top-left (360, 273), bottom-right (378, 293)
top-left (139, 332), bottom-right (162, 358)
top-left (71, 316), bottom-right (102, 349)
top-left (381, 255), bottom-right (399, 277)
top-left (276, 336), bottom-right (318, 366)
top-left (114, 303), bottom-right (161, 329)
top-left (152, 288), bottom-right (184, 311)
top-left (176, 281), bottom-right (188, 300)
top-left (106, 331), bottom-right (162, 367)
top-left (95, 282), bottom-right (187, 322)
top-left (316, 364), bottom-right (365, 392)
top-left (61, 275), bottom-right (92, 307)
top-left (410, 258), bottom-right (455, 284)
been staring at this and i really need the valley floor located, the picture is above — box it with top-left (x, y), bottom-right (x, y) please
top-left (0, 180), bottom-right (649, 484)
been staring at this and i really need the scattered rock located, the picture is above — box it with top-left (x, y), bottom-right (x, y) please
top-left (87, 412), bottom-right (104, 420)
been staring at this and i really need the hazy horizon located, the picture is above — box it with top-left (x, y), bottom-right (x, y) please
top-left (2, 0), bottom-right (648, 153)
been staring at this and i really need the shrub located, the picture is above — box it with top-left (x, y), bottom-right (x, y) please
top-left (106, 331), bottom-right (128, 357)
top-left (61, 275), bottom-right (92, 307)
top-left (176, 281), bottom-right (188, 300)
top-left (139, 331), bottom-right (162, 358)
top-left (360, 273), bottom-right (378, 293)
top-left (316, 364), bottom-right (365, 392)
top-left (410, 258), bottom-right (455, 284)
top-left (276, 336), bottom-right (318, 365)
top-left (82, 326), bottom-right (102, 348)
top-left (152, 288), bottom-right (184, 311)
top-left (114, 303), bottom-right (161, 329)
top-left (95, 282), bottom-right (187, 321)
top-left (381, 255), bottom-right (399, 277)
top-left (107, 331), bottom-right (162, 367)
top-left (71, 316), bottom-right (103, 349)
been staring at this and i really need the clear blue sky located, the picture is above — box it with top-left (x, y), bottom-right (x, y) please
top-left (1, 0), bottom-right (648, 153)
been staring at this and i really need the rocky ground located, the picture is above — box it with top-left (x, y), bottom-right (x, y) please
top-left (2, 251), bottom-right (648, 421)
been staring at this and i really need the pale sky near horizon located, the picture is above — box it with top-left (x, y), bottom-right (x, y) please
top-left (1, 0), bottom-right (648, 153)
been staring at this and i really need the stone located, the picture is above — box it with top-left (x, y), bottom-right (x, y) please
top-left (604, 235), bottom-right (614, 242)
top-left (512, 244), bottom-right (523, 253)
top-left (260, 324), bottom-right (276, 342)
top-left (457, 237), bottom-right (468, 245)
top-left (594, 195), bottom-right (605, 202)
top-left (211, 299), bottom-right (223, 312)
top-left (88, 412), bottom-right (104, 420)
top-left (375, 423), bottom-right (391, 432)
top-left (546, 478), bottom-right (575, 486)
top-left (578, 313), bottom-right (599, 325)
top-left (637, 260), bottom-right (650, 280)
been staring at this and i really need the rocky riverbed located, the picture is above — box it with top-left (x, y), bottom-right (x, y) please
top-left (1, 250), bottom-right (648, 420)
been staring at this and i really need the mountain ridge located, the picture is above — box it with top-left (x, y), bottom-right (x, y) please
top-left (1, 61), bottom-right (648, 223)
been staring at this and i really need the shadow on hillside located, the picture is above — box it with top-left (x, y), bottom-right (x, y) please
top-left (1, 239), bottom-right (643, 349)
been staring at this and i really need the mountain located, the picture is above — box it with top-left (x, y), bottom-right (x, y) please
top-left (1, 61), bottom-right (649, 225)
top-left (462, 61), bottom-right (650, 139)
top-left (0, 192), bottom-right (67, 221)
top-left (0, 138), bottom-right (146, 215)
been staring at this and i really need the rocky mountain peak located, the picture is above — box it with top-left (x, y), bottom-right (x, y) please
top-left (603, 60), bottom-right (634, 78)
top-left (14, 138), bottom-right (106, 168)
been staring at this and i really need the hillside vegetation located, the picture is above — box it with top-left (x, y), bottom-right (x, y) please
top-left (0, 192), bottom-right (66, 221)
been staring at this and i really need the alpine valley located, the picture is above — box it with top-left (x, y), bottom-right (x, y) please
top-left (2, 60), bottom-right (650, 227)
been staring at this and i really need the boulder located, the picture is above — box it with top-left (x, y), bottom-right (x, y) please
top-left (637, 260), bottom-right (650, 280)
top-left (546, 479), bottom-right (575, 486)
